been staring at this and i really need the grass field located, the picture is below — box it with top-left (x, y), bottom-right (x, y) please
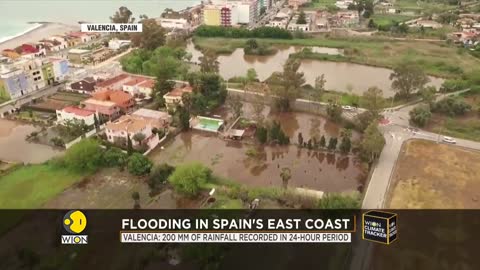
top-left (395, 0), bottom-right (454, 13)
top-left (193, 36), bottom-right (480, 78)
top-left (0, 164), bottom-right (85, 208)
top-left (388, 139), bottom-right (480, 208)
top-left (370, 14), bottom-right (415, 27)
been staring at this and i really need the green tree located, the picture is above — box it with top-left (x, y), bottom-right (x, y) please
top-left (273, 58), bottom-right (305, 111)
top-left (127, 153), bottom-right (153, 176)
top-left (110, 6), bottom-right (135, 23)
top-left (256, 126), bottom-right (268, 144)
top-left (360, 122), bottom-right (385, 163)
top-left (168, 163), bottom-right (212, 196)
top-left (419, 86), bottom-right (437, 106)
top-left (327, 101), bottom-right (343, 122)
top-left (103, 147), bottom-right (128, 167)
top-left (130, 18), bottom-right (166, 50)
top-left (390, 62), bottom-right (430, 98)
top-left (63, 139), bottom-right (103, 173)
top-left (176, 105), bottom-right (191, 131)
top-left (339, 137), bottom-right (352, 154)
top-left (297, 11), bottom-right (307, 24)
top-left (409, 105), bottom-right (432, 127)
top-left (319, 135), bottom-right (326, 148)
top-left (132, 132), bottom-right (146, 146)
top-left (127, 135), bottom-right (133, 155)
top-left (361, 86), bottom-right (385, 116)
top-left (328, 137), bottom-right (338, 151)
top-left (280, 167), bottom-right (292, 189)
top-left (148, 163), bottom-right (175, 194)
top-left (246, 68), bottom-right (258, 82)
top-left (199, 50), bottom-right (220, 73)
top-left (313, 74), bottom-right (326, 103)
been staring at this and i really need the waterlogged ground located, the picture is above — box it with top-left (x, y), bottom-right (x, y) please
top-left (149, 110), bottom-right (367, 193)
top-left (44, 168), bottom-right (204, 209)
top-left (0, 119), bottom-right (61, 163)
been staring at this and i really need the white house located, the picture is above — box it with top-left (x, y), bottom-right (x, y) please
top-left (157, 18), bottom-right (191, 30)
top-left (122, 77), bottom-right (155, 98)
top-left (108, 39), bottom-right (131, 50)
top-left (56, 106), bottom-right (96, 126)
top-left (163, 84), bottom-right (193, 110)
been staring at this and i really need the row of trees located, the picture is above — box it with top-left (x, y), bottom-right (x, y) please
top-left (409, 96), bottom-right (472, 127)
top-left (297, 129), bottom-right (352, 154)
top-left (195, 25), bottom-right (293, 39)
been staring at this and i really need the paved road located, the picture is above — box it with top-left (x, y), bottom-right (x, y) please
top-left (362, 89), bottom-right (480, 209)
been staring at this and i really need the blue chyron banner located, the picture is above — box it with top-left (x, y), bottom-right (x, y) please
top-left (0, 210), bottom-right (478, 270)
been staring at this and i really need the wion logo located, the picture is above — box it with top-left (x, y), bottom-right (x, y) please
top-left (61, 210), bottom-right (88, 245)
top-left (362, 210), bottom-right (397, 245)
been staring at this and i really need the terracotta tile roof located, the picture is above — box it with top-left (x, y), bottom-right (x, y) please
top-left (138, 79), bottom-right (155, 88)
top-left (96, 73), bottom-right (130, 88)
top-left (83, 98), bottom-right (117, 107)
top-left (106, 115), bottom-right (152, 134)
top-left (62, 106), bottom-right (95, 117)
top-left (124, 77), bottom-right (147, 86)
top-left (164, 85), bottom-right (193, 97)
top-left (93, 89), bottom-right (134, 106)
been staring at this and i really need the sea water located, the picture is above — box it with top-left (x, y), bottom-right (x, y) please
top-left (0, 0), bottom-right (200, 43)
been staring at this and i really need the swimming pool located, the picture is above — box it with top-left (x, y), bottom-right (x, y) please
top-left (193, 116), bottom-right (224, 133)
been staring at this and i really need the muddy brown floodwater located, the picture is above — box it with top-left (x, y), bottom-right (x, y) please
top-left (0, 119), bottom-right (61, 164)
top-left (187, 41), bottom-right (444, 97)
top-left (149, 111), bottom-right (367, 193)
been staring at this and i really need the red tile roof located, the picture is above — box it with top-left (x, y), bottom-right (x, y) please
top-left (124, 77), bottom-right (147, 86)
top-left (62, 106), bottom-right (95, 117)
top-left (93, 89), bottom-right (134, 107)
top-left (139, 79), bottom-right (155, 89)
top-left (96, 73), bottom-right (130, 88)
top-left (165, 85), bottom-right (193, 97)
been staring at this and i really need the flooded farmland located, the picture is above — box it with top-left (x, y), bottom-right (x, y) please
top-left (187, 41), bottom-right (444, 97)
top-left (149, 111), bottom-right (367, 193)
top-left (0, 119), bottom-right (61, 164)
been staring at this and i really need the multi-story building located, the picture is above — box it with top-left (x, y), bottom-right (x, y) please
top-left (157, 18), bottom-right (191, 30)
top-left (82, 98), bottom-right (120, 120)
top-left (13, 58), bottom-right (46, 91)
top-left (203, 5), bottom-right (222, 26)
top-left (49, 58), bottom-right (69, 81)
top-left (41, 60), bottom-right (55, 86)
top-left (0, 65), bottom-right (29, 100)
top-left (122, 76), bottom-right (155, 99)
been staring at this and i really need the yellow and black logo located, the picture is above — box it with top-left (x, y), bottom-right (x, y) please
top-left (362, 210), bottom-right (397, 245)
top-left (61, 210), bottom-right (88, 244)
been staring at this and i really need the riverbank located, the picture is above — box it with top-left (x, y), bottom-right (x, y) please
top-left (192, 36), bottom-right (479, 78)
top-left (0, 22), bottom-right (79, 51)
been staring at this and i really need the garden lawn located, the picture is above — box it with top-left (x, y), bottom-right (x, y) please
top-left (0, 164), bottom-right (85, 208)
top-left (370, 14), bottom-right (416, 27)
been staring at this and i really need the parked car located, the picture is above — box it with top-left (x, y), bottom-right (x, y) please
top-left (342, 105), bottom-right (355, 111)
top-left (442, 136), bottom-right (456, 144)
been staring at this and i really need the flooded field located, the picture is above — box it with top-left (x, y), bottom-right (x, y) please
top-left (0, 119), bottom-right (61, 163)
top-left (149, 111), bottom-right (367, 193)
top-left (44, 168), bottom-right (204, 209)
top-left (187, 42), bottom-right (444, 97)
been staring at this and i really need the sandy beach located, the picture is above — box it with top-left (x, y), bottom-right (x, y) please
top-left (0, 22), bottom-right (79, 51)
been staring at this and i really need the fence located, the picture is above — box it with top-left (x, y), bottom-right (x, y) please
top-left (64, 124), bottom-right (106, 149)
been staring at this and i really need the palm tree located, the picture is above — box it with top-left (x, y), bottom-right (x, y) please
top-left (280, 167), bottom-right (292, 189)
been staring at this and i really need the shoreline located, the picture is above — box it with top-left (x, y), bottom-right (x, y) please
top-left (0, 22), bottom-right (79, 51)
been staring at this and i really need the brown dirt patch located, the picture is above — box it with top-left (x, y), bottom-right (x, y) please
top-left (388, 139), bottom-right (480, 208)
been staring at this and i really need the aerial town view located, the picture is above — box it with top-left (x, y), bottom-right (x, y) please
top-left (0, 0), bottom-right (479, 269)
